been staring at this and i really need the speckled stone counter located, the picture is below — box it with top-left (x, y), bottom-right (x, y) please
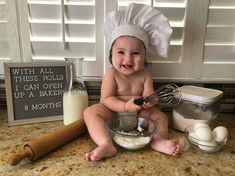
top-left (0, 109), bottom-right (235, 176)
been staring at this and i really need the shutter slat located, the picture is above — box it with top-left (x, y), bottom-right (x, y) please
top-left (204, 46), bottom-right (235, 63)
top-left (118, 1), bottom-right (151, 7)
top-left (208, 9), bottom-right (235, 25)
top-left (66, 0), bottom-right (94, 5)
top-left (31, 42), bottom-right (95, 58)
top-left (29, 4), bottom-right (61, 20)
top-left (30, 23), bottom-right (61, 37)
top-left (28, 0), bottom-right (60, 4)
top-left (66, 24), bottom-right (95, 39)
top-left (210, 0), bottom-right (235, 7)
top-left (154, 0), bottom-right (186, 8)
top-left (155, 7), bottom-right (185, 21)
top-left (205, 27), bottom-right (235, 44)
top-left (65, 5), bottom-right (95, 22)
top-left (149, 45), bottom-right (181, 63)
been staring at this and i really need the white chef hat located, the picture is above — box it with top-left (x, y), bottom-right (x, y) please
top-left (104, 3), bottom-right (172, 58)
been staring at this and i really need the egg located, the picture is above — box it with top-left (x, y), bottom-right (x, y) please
top-left (198, 139), bottom-right (219, 153)
top-left (212, 126), bottom-right (228, 143)
top-left (194, 124), bottom-right (212, 141)
top-left (194, 122), bottom-right (209, 129)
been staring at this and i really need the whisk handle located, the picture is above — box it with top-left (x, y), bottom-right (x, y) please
top-left (134, 98), bottom-right (144, 106)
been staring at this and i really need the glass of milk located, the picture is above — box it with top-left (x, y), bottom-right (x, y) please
top-left (63, 58), bottom-right (88, 125)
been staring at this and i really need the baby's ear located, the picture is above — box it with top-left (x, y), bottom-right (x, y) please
top-left (109, 50), bottom-right (113, 64)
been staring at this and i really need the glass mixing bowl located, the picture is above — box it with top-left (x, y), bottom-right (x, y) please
top-left (185, 125), bottom-right (227, 153)
top-left (106, 113), bottom-right (159, 150)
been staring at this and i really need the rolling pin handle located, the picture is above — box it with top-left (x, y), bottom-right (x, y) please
top-left (8, 146), bottom-right (33, 166)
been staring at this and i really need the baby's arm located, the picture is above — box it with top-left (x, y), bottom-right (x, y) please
top-left (141, 71), bottom-right (158, 108)
top-left (100, 68), bottom-right (141, 113)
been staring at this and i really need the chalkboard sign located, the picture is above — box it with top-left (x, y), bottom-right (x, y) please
top-left (4, 62), bottom-right (71, 126)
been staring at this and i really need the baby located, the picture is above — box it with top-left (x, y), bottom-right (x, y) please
top-left (84, 3), bottom-right (180, 161)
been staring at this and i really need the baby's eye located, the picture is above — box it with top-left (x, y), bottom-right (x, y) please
top-left (132, 51), bottom-right (142, 55)
top-left (117, 50), bottom-right (125, 55)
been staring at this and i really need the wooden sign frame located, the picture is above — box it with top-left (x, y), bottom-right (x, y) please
top-left (4, 62), bottom-right (71, 126)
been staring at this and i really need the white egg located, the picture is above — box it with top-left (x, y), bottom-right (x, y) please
top-left (194, 122), bottom-right (209, 129)
top-left (198, 139), bottom-right (219, 153)
top-left (212, 126), bottom-right (228, 143)
top-left (194, 125), bottom-right (212, 141)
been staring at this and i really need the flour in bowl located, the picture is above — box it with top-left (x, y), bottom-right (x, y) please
top-left (113, 135), bottom-right (151, 150)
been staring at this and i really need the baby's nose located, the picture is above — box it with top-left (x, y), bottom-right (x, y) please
top-left (124, 54), bottom-right (133, 61)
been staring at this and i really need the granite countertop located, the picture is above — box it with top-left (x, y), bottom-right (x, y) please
top-left (0, 109), bottom-right (235, 176)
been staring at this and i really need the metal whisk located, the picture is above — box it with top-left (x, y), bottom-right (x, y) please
top-left (134, 83), bottom-right (181, 106)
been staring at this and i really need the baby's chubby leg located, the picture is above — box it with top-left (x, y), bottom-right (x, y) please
top-left (140, 108), bottom-right (180, 156)
top-left (84, 104), bottom-right (117, 161)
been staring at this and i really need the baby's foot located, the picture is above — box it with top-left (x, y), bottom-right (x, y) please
top-left (85, 144), bottom-right (117, 161)
top-left (150, 139), bottom-right (180, 156)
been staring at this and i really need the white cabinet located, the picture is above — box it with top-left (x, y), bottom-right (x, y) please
top-left (1, 0), bottom-right (235, 82)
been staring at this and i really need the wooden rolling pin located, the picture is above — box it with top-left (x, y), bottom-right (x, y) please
top-left (8, 118), bottom-right (87, 166)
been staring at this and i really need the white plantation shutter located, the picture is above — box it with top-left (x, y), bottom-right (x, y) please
top-left (196, 0), bottom-right (235, 80)
top-left (18, 0), bottom-right (104, 79)
top-left (2, 0), bottom-right (235, 81)
top-left (0, 0), bottom-right (20, 77)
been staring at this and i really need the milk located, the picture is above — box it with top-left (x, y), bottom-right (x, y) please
top-left (63, 90), bottom-right (88, 125)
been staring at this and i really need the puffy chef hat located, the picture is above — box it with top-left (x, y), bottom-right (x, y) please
top-left (104, 3), bottom-right (172, 58)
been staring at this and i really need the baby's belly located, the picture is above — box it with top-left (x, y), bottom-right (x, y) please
top-left (117, 95), bottom-right (137, 102)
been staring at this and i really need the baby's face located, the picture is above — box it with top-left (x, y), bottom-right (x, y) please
top-left (111, 36), bottom-right (146, 76)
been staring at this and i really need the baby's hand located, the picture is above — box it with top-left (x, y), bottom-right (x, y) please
top-left (125, 97), bottom-right (142, 113)
top-left (142, 92), bottom-right (158, 109)
top-left (142, 100), bottom-right (157, 109)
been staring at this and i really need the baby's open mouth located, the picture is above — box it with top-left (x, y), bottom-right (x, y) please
top-left (122, 64), bottom-right (133, 69)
